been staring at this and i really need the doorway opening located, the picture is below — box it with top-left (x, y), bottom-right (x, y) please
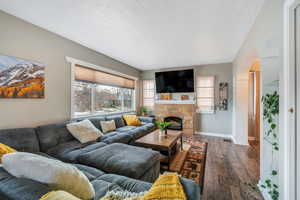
top-left (248, 61), bottom-right (261, 151)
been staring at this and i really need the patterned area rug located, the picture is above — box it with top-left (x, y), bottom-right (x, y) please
top-left (161, 135), bottom-right (208, 193)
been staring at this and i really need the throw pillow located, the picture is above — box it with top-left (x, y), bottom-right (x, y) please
top-left (143, 173), bottom-right (186, 200)
top-left (67, 119), bottom-right (103, 143)
top-left (0, 143), bottom-right (17, 163)
top-left (100, 120), bottom-right (116, 133)
top-left (123, 115), bottom-right (141, 126)
top-left (40, 191), bottom-right (81, 200)
top-left (2, 152), bottom-right (95, 200)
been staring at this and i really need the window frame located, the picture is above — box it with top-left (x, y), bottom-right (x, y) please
top-left (67, 57), bottom-right (138, 119)
top-left (196, 76), bottom-right (215, 114)
top-left (142, 79), bottom-right (155, 110)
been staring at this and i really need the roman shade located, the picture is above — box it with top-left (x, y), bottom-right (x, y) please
top-left (75, 65), bottom-right (135, 89)
top-left (196, 76), bottom-right (215, 112)
top-left (143, 80), bottom-right (155, 108)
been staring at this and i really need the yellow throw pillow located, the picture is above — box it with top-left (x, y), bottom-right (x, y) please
top-left (123, 115), bottom-right (141, 126)
top-left (40, 191), bottom-right (81, 200)
top-left (143, 173), bottom-right (186, 200)
top-left (0, 143), bottom-right (17, 163)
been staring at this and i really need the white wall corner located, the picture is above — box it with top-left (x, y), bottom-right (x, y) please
top-left (232, 137), bottom-right (249, 146)
top-left (257, 180), bottom-right (272, 200)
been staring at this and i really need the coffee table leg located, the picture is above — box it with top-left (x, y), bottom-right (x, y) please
top-left (181, 136), bottom-right (183, 151)
top-left (168, 150), bottom-right (171, 170)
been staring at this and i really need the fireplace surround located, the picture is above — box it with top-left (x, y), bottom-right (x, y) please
top-left (154, 103), bottom-right (195, 134)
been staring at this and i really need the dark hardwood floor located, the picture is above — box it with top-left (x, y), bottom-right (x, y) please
top-left (195, 135), bottom-right (263, 200)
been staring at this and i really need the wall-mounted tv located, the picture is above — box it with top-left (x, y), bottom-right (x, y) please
top-left (155, 69), bottom-right (194, 93)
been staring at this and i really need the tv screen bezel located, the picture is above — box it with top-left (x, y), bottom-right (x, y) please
top-left (155, 69), bottom-right (194, 93)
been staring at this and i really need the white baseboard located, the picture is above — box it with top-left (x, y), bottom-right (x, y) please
top-left (257, 180), bottom-right (271, 200)
top-left (231, 135), bottom-right (237, 144)
top-left (195, 131), bottom-right (233, 139)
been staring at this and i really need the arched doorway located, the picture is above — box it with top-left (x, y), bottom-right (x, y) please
top-left (248, 61), bottom-right (260, 149)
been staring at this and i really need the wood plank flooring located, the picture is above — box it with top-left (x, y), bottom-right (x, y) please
top-left (194, 135), bottom-right (263, 200)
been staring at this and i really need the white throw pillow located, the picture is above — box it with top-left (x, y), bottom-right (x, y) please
top-left (2, 152), bottom-right (95, 200)
top-left (67, 119), bottom-right (103, 143)
top-left (100, 120), bottom-right (116, 133)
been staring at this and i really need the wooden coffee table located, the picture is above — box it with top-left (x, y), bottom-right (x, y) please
top-left (134, 129), bottom-right (183, 170)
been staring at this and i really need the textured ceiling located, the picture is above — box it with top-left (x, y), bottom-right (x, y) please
top-left (0, 0), bottom-right (264, 70)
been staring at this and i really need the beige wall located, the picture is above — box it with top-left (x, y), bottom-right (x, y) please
top-left (0, 11), bottom-right (140, 129)
top-left (141, 63), bottom-right (233, 135)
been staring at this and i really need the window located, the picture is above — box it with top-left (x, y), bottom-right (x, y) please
top-left (196, 76), bottom-right (215, 113)
top-left (72, 65), bottom-right (135, 117)
top-left (142, 80), bottom-right (155, 109)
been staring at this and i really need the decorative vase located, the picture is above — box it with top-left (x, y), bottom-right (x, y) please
top-left (159, 129), bottom-right (164, 136)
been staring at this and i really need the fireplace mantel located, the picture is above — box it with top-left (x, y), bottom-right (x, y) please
top-left (155, 100), bottom-right (195, 105)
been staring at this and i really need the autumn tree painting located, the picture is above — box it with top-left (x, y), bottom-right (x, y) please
top-left (0, 55), bottom-right (45, 98)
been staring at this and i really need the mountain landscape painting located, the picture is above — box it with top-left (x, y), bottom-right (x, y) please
top-left (0, 55), bottom-right (45, 98)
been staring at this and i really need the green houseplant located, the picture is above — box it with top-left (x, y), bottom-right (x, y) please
top-left (140, 106), bottom-right (148, 116)
top-left (155, 120), bottom-right (172, 135)
top-left (260, 91), bottom-right (279, 200)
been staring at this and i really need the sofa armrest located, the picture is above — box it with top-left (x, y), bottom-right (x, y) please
top-left (139, 116), bottom-right (155, 124)
top-left (180, 177), bottom-right (201, 200)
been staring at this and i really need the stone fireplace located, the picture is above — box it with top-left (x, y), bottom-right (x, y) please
top-left (155, 103), bottom-right (196, 134)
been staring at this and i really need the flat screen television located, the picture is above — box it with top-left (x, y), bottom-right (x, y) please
top-left (155, 69), bottom-right (194, 93)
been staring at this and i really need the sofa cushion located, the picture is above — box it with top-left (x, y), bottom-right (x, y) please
top-left (36, 121), bottom-right (76, 152)
top-left (47, 141), bottom-right (107, 163)
top-left (141, 122), bottom-right (155, 132)
top-left (91, 179), bottom-right (123, 200)
top-left (97, 174), bottom-right (151, 193)
top-left (0, 167), bottom-right (51, 200)
top-left (73, 164), bottom-right (105, 181)
top-left (138, 116), bottom-right (155, 124)
top-left (0, 128), bottom-right (40, 152)
top-left (125, 128), bottom-right (144, 140)
top-left (100, 132), bottom-right (132, 144)
top-left (116, 126), bottom-right (138, 132)
top-left (106, 115), bottom-right (125, 128)
top-left (77, 143), bottom-right (160, 180)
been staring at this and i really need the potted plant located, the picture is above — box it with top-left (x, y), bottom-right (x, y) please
top-left (140, 106), bottom-right (148, 116)
top-left (155, 120), bottom-right (172, 136)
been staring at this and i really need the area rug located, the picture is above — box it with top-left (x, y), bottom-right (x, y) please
top-left (160, 135), bottom-right (208, 193)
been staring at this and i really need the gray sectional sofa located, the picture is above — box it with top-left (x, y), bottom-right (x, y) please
top-left (0, 114), bottom-right (201, 200)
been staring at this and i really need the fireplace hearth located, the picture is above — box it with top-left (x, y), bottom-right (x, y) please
top-left (164, 116), bottom-right (183, 131)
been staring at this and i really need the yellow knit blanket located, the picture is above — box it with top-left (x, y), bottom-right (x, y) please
top-left (143, 173), bottom-right (186, 200)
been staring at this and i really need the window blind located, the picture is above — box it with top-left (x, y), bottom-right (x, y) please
top-left (75, 65), bottom-right (135, 89)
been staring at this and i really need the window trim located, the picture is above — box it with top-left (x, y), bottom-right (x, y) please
top-left (196, 76), bottom-right (215, 114)
top-left (66, 57), bottom-right (138, 119)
